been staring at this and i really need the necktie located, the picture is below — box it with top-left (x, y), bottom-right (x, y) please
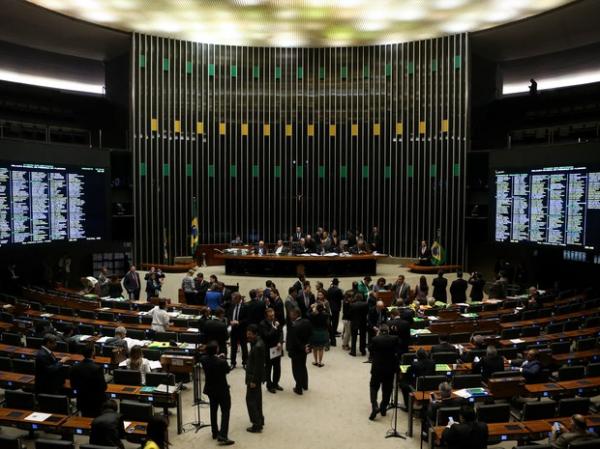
top-left (234, 304), bottom-right (240, 321)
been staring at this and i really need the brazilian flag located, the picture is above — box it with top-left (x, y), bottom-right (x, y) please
top-left (431, 241), bottom-right (445, 266)
top-left (190, 198), bottom-right (199, 253)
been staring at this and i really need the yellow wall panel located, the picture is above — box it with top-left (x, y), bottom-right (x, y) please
top-left (373, 123), bottom-right (381, 136)
top-left (263, 124), bottom-right (270, 136)
top-left (174, 120), bottom-right (181, 133)
top-left (419, 121), bottom-right (426, 134)
top-left (151, 118), bottom-right (158, 131)
top-left (329, 124), bottom-right (336, 137)
top-left (285, 124), bottom-right (293, 136)
top-left (441, 119), bottom-right (449, 132)
top-left (307, 124), bottom-right (315, 136)
top-left (395, 122), bottom-right (403, 135)
top-left (241, 123), bottom-right (249, 136)
top-left (219, 122), bottom-right (226, 135)
top-left (196, 121), bottom-right (204, 134)
top-left (351, 123), bottom-right (359, 136)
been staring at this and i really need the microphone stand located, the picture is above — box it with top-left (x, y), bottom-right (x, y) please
top-left (184, 362), bottom-right (210, 433)
top-left (385, 367), bottom-right (406, 440)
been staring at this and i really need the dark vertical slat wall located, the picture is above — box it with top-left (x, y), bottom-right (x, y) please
top-left (132, 33), bottom-right (469, 265)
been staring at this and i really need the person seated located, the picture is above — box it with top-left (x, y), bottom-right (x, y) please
top-left (441, 405), bottom-right (488, 449)
top-left (350, 238), bottom-right (368, 254)
top-left (105, 326), bottom-right (129, 354)
top-left (431, 335), bottom-right (458, 354)
top-left (125, 345), bottom-right (151, 384)
top-left (255, 240), bottom-right (267, 256)
top-left (400, 348), bottom-right (436, 410)
top-left (418, 240), bottom-right (431, 266)
top-left (472, 345), bottom-right (504, 380)
top-left (230, 234), bottom-right (243, 246)
top-left (525, 286), bottom-right (540, 309)
top-left (512, 349), bottom-right (543, 383)
top-left (142, 415), bottom-right (169, 449)
top-left (274, 239), bottom-right (288, 255)
top-left (551, 414), bottom-right (599, 449)
top-left (424, 381), bottom-right (465, 437)
top-left (90, 400), bottom-right (126, 449)
top-left (460, 335), bottom-right (486, 363)
top-left (305, 234), bottom-right (317, 252)
top-left (293, 238), bottom-right (309, 255)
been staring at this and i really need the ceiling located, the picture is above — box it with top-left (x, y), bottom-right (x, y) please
top-left (26, 0), bottom-right (576, 47)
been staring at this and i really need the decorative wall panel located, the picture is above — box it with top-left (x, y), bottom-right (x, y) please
top-left (132, 33), bottom-right (469, 264)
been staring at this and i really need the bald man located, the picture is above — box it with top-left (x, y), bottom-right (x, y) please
top-left (367, 300), bottom-right (388, 361)
top-left (551, 414), bottom-right (598, 449)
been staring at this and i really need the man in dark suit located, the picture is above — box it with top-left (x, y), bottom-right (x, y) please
top-left (291, 274), bottom-right (305, 295)
top-left (89, 400), bottom-right (125, 449)
top-left (369, 226), bottom-right (382, 252)
top-left (202, 308), bottom-right (229, 355)
top-left (286, 307), bottom-right (312, 395)
top-left (194, 273), bottom-right (210, 306)
top-left (255, 240), bottom-right (268, 256)
top-left (296, 283), bottom-right (315, 318)
top-left (200, 342), bottom-right (234, 445)
top-left (227, 293), bottom-right (248, 368)
top-left (368, 325), bottom-right (399, 420)
top-left (292, 226), bottom-right (304, 242)
top-left (70, 343), bottom-right (107, 417)
top-left (348, 294), bottom-right (369, 356)
top-left (517, 349), bottom-right (543, 384)
top-left (401, 348), bottom-right (436, 410)
top-left (326, 278), bottom-right (344, 346)
top-left (304, 234), bottom-right (317, 252)
top-left (441, 405), bottom-right (488, 449)
top-left (35, 334), bottom-right (70, 394)
top-left (292, 238), bottom-right (309, 255)
top-left (245, 325), bottom-right (265, 433)
top-left (259, 308), bottom-right (283, 393)
top-left (367, 300), bottom-right (389, 360)
top-left (388, 308), bottom-right (412, 355)
top-left (432, 270), bottom-right (448, 303)
top-left (122, 265), bottom-right (141, 300)
top-left (418, 240), bottom-right (431, 265)
top-left (450, 271), bottom-right (468, 304)
top-left (472, 345), bottom-right (504, 380)
top-left (392, 275), bottom-right (411, 305)
top-left (246, 289), bottom-right (266, 326)
top-left (430, 335), bottom-right (458, 354)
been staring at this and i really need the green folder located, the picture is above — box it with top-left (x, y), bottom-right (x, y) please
top-left (436, 364), bottom-right (451, 372)
top-left (140, 386), bottom-right (155, 393)
top-left (148, 341), bottom-right (170, 348)
top-left (400, 365), bottom-right (409, 373)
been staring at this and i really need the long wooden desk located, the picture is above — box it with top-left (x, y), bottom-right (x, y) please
top-left (432, 415), bottom-right (600, 447)
top-left (0, 343), bottom-right (112, 367)
top-left (0, 407), bottom-right (68, 431)
top-left (552, 349), bottom-right (600, 365)
top-left (499, 309), bottom-right (598, 330)
top-left (215, 253), bottom-right (387, 276)
top-left (499, 326), bottom-right (600, 348)
top-left (62, 416), bottom-right (147, 437)
top-left (0, 371), bottom-right (34, 389)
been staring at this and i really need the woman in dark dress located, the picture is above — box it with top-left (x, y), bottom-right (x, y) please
top-left (468, 272), bottom-right (485, 301)
top-left (309, 302), bottom-right (330, 367)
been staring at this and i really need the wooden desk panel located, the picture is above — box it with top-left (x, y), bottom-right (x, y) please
top-left (552, 349), bottom-right (600, 364)
top-left (0, 343), bottom-right (111, 366)
top-left (62, 416), bottom-right (147, 436)
top-left (0, 408), bottom-right (67, 430)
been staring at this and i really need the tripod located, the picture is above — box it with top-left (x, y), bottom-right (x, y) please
top-left (385, 369), bottom-right (406, 439)
top-left (184, 362), bottom-right (210, 433)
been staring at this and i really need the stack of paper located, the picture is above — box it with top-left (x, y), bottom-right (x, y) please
top-left (148, 360), bottom-right (162, 370)
top-left (25, 412), bottom-right (52, 422)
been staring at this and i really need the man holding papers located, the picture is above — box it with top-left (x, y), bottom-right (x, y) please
top-left (259, 308), bottom-right (284, 394)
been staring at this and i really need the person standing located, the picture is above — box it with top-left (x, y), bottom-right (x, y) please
top-left (200, 342), bottom-right (234, 445)
top-left (70, 344), bottom-right (107, 418)
top-left (35, 334), bottom-right (70, 394)
top-left (145, 271), bottom-right (161, 300)
top-left (368, 325), bottom-right (399, 421)
top-left (205, 283), bottom-right (224, 312)
top-left (432, 270), bottom-right (448, 303)
top-left (245, 325), bottom-right (265, 433)
top-left (194, 272), bottom-right (210, 305)
top-left (123, 265), bottom-right (141, 300)
top-left (450, 270), bottom-right (468, 304)
top-left (349, 294), bottom-right (369, 357)
top-left (392, 275), bottom-right (411, 305)
top-left (286, 308), bottom-right (312, 395)
top-left (259, 308), bottom-right (283, 393)
top-left (341, 291), bottom-right (353, 350)
top-left (468, 272), bottom-right (485, 302)
top-left (326, 278), bottom-right (343, 346)
top-left (309, 303), bottom-right (329, 367)
top-left (227, 293), bottom-right (248, 369)
top-left (149, 300), bottom-right (170, 332)
top-left (181, 270), bottom-right (197, 304)
top-left (296, 282), bottom-right (315, 318)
